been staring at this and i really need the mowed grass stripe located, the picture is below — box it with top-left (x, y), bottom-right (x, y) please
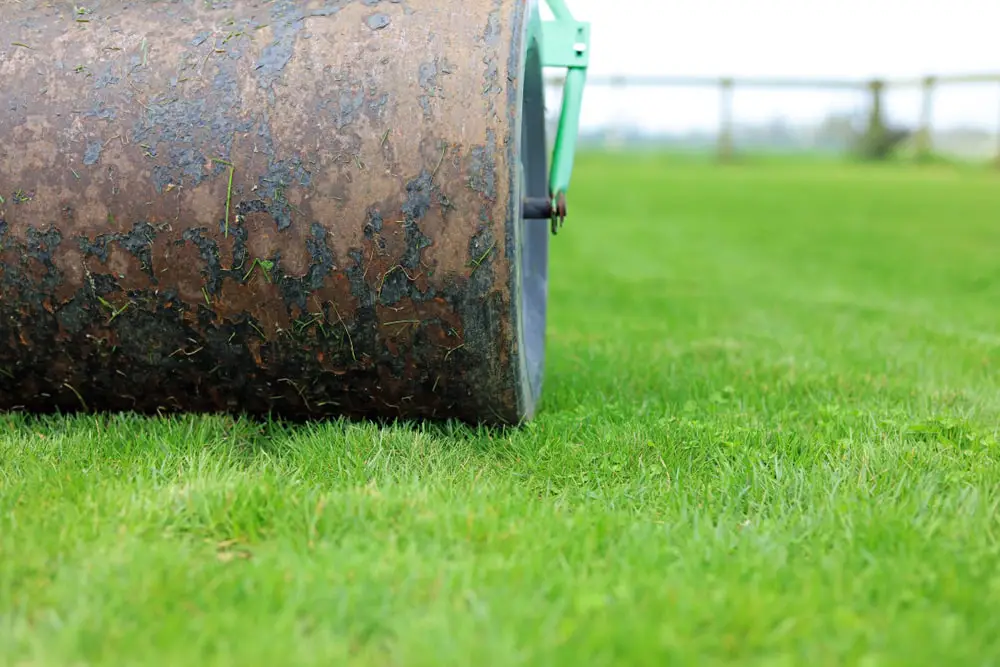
top-left (1, 154), bottom-right (999, 666)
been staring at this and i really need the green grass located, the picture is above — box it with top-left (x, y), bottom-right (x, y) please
top-left (3, 154), bottom-right (1000, 666)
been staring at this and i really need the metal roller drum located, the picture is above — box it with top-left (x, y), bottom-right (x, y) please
top-left (0, 0), bottom-right (589, 425)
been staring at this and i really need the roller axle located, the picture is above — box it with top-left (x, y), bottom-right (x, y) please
top-left (522, 194), bottom-right (568, 234)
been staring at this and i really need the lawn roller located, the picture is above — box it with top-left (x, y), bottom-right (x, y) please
top-left (0, 1), bottom-right (590, 424)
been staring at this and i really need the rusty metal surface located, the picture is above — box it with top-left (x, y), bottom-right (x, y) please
top-left (0, 0), bottom-right (530, 424)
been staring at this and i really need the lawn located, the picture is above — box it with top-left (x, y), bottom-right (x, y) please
top-left (2, 153), bottom-right (1000, 666)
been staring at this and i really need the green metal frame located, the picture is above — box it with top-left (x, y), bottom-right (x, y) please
top-left (539, 0), bottom-right (590, 221)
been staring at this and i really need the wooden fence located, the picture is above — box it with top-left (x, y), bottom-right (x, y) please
top-left (546, 73), bottom-right (1000, 165)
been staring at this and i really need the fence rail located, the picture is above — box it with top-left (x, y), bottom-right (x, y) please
top-left (574, 73), bottom-right (1000, 89)
top-left (546, 73), bottom-right (1000, 165)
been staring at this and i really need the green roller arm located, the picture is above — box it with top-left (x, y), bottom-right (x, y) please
top-left (540, 0), bottom-right (590, 231)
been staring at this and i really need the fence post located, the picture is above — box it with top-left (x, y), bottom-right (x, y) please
top-left (607, 76), bottom-right (626, 150)
top-left (718, 77), bottom-right (735, 162)
top-left (916, 76), bottom-right (936, 162)
top-left (860, 79), bottom-right (888, 160)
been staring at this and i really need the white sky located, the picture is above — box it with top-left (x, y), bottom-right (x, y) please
top-left (551, 0), bottom-right (1000, 133)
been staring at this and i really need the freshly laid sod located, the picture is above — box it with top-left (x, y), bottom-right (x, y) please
top-left (2, 154), bottom-right (1000, 666)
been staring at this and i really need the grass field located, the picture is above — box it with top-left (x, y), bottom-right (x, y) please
top-left (3, 154), bottom-right (1000, 666)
